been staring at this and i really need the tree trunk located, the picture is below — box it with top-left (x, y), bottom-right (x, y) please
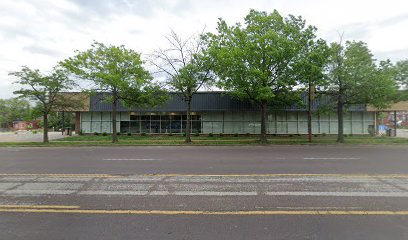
top-left (260, 101), bottom-right (268, 144)
top-left (337, 97), bottom-right (344, 143)
top-left (112, 98), bottom-right (118, 143)
top-left (308, 83), bottom-right (313, 143)
top-left (185, 98), bottom-right (192, 143)
top-left (43, 113), bottom-right (49, 143)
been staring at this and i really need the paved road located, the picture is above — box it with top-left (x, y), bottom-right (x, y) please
top-left (0, 146), bottom-right (408, 239)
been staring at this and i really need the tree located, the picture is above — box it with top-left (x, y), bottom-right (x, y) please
top-left (205, 9), bottom-right (321, 143)
top-left (326, 40), bottom-right (398, 143)
top-left (150, 30), bottom-right (214, 143)
top-left (0, 98), bottom-right (31, 127)
top-left (10, 66), bottom-right (76, 143)
top-left (395, 60), bottom-right (408, 87)
top-left (61, 41), bottom-right (167, 143)
top-left (293, 39), bottom-right (330, 142)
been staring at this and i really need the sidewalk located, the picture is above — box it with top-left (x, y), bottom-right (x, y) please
top-left (0, 131), bottom-right (69, 142)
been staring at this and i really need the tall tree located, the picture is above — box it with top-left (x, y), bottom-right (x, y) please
top-left (395, 60), bottom-right (408, 87)
top-left (205, 9), bottom-right (320, 143)
top-left (150, 30), bottom-right (214, 143)
top-left (326, 41), bottom-right (398, 143)
top-left (61, 41), bottom-right (166, 143)
top-left (293, 39), bottom-right (330, 142)
top-left (10, 66), bottom-right (76, 143)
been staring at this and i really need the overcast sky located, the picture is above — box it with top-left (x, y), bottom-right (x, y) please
top-left (1, 0), bottom-right (407, 98)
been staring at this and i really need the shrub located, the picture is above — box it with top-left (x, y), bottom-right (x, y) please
top-left (117, 132), bottom-right (121, 136)
top-left (349, 134), bottom-right (353, 137)
top-left (313, 134), bottom-right (318, 137)
top-left (141, 132), bottom-right (146, 136)
top-left (94, 132), bottom-right (99, 136)
top-left (296, 134), bottom-right (301, 136)
top-left (194, 131), bottom-right (200, 136)
top-left (127, 132), bottom-right (132, 136)
top-left (32, 130), bottom-right (38, 134)
top-left (182, 132), bottom-right (186, 137)
top-left (102, 132), bottom-right (107, 136)
top-left (245, 133), bottom-right (250, 136)
top-left (208, 133), bottom-right (214, 137)
top-left (289, 134), bottom-right (294, 137)
top-left (78, 129), bottom-right (84, 135)
top-left (168, 133), bottom-right (173, 136)
top-left (272, 134), bottom-right (277, 137)
top-left (234, 133), bottom-right (239, 137)
top-left (322, 133), bottom-right (327, 136)
top-left (219, 133), bottom-right (224, 137)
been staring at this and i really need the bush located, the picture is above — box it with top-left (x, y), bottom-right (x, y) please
top-left (322, 133), bottom-right (327, 136)
top-left (127, 132), bottom-right (132, 136)
top-left (296, 134), bottom-right (301, 136)
top-left (313, 134), bottom-right (318, 137)
top-left (219, 133), bottom-right (223, 137)
top-left (94, 132), bottom-right (99, 136)
top-left (168, 133), bottom-right (173, 136)
top-left (289, 134), bottom-right (293, 137)
top-left (102, 132), bottom-right (107, 136)
top-left (182, 132), bottom-right (186, 137)
top-left (117, 132), bottom-right (121, 136)
top-left (78, 129), bottom-right (84, 135)
top-left (272, 134), bottom-right (277, 137)
top-left (349, 134), bottom-right (353, 137)
top-left (32, 130), bottom-right (38, 134)
top-left (208, 133), bottom-right (214, 137)
top-left (234, 133), bottom-right (239, 137)
top-left (194, 131), bottom-right (199, 136)
top-left (246, 133), bottom-right (250, 136)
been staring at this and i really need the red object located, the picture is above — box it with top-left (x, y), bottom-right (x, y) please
top-left (12, 121), bottom-right (40, 131)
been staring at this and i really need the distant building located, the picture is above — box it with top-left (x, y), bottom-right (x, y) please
top-left (68, 92), bottom-right (376, 135)
top-left (12, 120), bottom-right (40, 131)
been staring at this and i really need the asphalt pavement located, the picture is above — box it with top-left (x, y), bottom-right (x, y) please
top-left (0, 145), bottom-right (408, 239)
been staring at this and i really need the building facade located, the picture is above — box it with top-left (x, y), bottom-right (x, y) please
top-left (75, 92), bottom-right (376, 135)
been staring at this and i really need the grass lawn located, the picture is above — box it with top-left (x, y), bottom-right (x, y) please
top-left (0, 134), bottom-right (408, 146)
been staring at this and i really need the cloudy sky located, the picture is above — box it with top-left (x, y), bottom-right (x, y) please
top-left (1, 0), bottom-right (407, 98)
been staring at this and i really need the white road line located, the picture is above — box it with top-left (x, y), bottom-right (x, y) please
top-left (103, 158), bottom-right (161, 161)
top-left (265, 191), bottom-right (408, 197)
top-left (303, 157), bottom-right (361, 160)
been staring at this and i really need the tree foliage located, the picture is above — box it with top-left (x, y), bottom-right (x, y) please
top-left (204, 9), bottom-right (322, 143)
top-left (326, 40), bottom-right (398, 142)
top-left (61, 41), bottom-right (167, 142)
top-left (9, 66), bottom-right (76, 142)
top-left (150, 30), bottom-right (214, 142)
top-left (0, 98), bottom-right (31, 126)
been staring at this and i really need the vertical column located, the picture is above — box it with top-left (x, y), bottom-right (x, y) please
top-left (75, 112), bottom-right (81, 134)
top-left (394, 110), bottom-right (397, 137)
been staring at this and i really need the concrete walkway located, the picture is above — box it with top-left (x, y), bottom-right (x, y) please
top-left (397, 129), bottom-right (408, 138)
top-left (0, 131), bottom-right (68, 142)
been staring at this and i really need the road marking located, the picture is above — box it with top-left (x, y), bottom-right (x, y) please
top-left (303, 158), bottom-right (361, 160)
top-left (145, 173), bottom-right (408, 178)
top-left (265, 191), bottom-right (408, 197)
top-left (0, 205), bottom-right (80, 209)
top-left (0, 173), bottom-right (119, 178)
top-left (1, 208), bottom-right (408, 215)
top-left (1, 173), bottom-right (408, 178)
top-left (103, 159), bottom-right (161, 161)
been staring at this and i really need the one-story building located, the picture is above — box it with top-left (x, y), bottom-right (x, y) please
top-left (70, 92), bottom-right (376, 135)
